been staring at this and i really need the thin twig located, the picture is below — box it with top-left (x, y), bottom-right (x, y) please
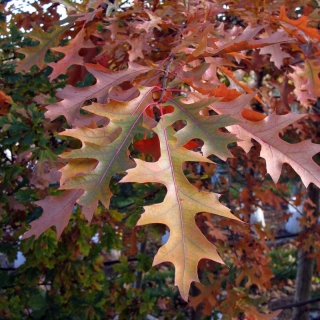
top-left (0, 267), bottom-right (16, 271)
top-left (103, 257), bottom-right (138, 266)
top-left (270, 296), bottom-right (320, 311)
top-left (158, 54), bottom-right (175, 104)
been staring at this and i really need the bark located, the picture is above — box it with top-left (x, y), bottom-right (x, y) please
top-left (292, 184), bottom-right (320, 320)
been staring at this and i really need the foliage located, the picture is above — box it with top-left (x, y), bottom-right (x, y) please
top-left (269, 245), bottom-right (298, 280)
top-left (0, 0), bottom-right (320, 319)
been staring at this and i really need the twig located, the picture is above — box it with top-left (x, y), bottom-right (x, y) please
top-left (274, 233), bottom-right (299, 240)
top-left (270, 296), bottom-right (320, 311)
top-left (0, 267), bottom-right (16, 271)
top-left (158, 54), bottom-right (175, 104)
top-left (103, 257), bottom-right (138, 266)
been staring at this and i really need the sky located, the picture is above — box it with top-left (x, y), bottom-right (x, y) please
top-left (11, 0), bottom-right (67, 18)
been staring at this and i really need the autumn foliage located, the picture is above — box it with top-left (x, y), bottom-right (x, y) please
top-left (1, 0), bottom-right (320, 318)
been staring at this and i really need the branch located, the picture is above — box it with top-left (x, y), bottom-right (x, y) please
top-left (103, 257), bottom-right (138, 266)
top-left (270, 296), bottom-right (320, 311)
top-left (274, 232), bottom-right (299, 240)
top-left (0, 267), bottom-right (16, 271)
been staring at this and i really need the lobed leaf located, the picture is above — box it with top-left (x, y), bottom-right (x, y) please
top-left (121, 124), bottom-right (240, 300)
top-left (45, 63), bottom-right (151, 125)
top-left (22, 190), bottom-right (83, 240)
top-left (48, 28), bottom-right (96, 80)
top-left (162, 97), bottom-right (239, 160)
top-left (289, 59), bottom-right (320, 107)
top-left (59, 87), bottom-right (154, 209)
top-left (16, 22), bottom-right (74, 72)
top-left (211, 94), bottom-right (320, 188)
top-left (278, 5), bottom-right (320, 41)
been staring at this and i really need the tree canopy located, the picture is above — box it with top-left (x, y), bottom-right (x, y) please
top-left (0, 0), bottom-right (320, 319)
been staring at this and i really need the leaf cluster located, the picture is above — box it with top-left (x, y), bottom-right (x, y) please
top-left (0, 0), bottom-right (320, 318)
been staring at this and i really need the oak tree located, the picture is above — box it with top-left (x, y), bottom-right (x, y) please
top-left (1, 0), bottom-right (320, 318)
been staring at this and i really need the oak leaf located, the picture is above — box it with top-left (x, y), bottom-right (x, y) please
top-left (121, 124), bottom-right (240, 300)
top-left (136, 10), bottom-right (162, 33)
top-left (162, 97), bottom-right (239, 160)
top-left (278, 5), bottom-right (320, 41)
top-left (16, 21), bottom-right (74, 72)
top-left (48, 28), bottom-right (96, 80)
top-left (22, 190), bottom-right (83, 240)
top-left (259, 30), bottom-right (291, 68)
top-left (211, 94), bottom-right (320, 188)
top-left (45, 63), bottom-right (151, 125)
top-left (237, 304), bottom-right (281, 320)
top-left (133, 135), bottom-right (161, 161)
top-left (59, 87), bottom-right (154, 209)
top-left (289, 59), bottom-right (320, 107)
top-left (208, 26), bottom-right (293, 55)
top-left (218, 67), bottom-right (264, 105)
top-left (0, 91), bottom-right (13, 115)
top-left (189, 280), bottom-right (220, 315)
top-left (60, 158), bottom-right (98, 185)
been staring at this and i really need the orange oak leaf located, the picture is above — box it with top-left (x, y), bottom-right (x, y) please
top-left (218, 67), bottom-right (264, 105)
top-left (209, 83), bottom-right (242, 101)
top-left (45, 63), bottom-right (151, 125)
top-left (121, 124), bottom-right (240, 300)
top-left (236, 264), bottom-right (272, 291)
top-left (189, 281), bottom-right (220, 315)
top-left (0, 91), bottom-right (13, 115)
top-left (278, 5), bottom-right (320, 41)
top-left (241, 108), bottom-right (266, 122)
top-left (208, 26), bottom-right (293, 55)
top-left (238, 304), bottom-right (281, 320)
